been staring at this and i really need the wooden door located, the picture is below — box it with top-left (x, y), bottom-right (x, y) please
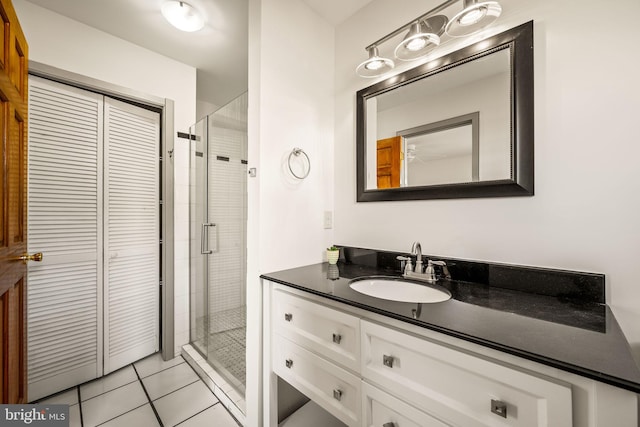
top-left (376, 136), bottom-right (401, 189)
top-left (0, 0), bottom-right (29, 404)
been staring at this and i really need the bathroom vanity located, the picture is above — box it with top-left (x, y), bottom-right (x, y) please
top-left (261, 248), bottom-right (640, 427)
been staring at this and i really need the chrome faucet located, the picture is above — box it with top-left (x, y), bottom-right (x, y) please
top-left (401, 241), bottom-right (450, 283)
top-left (411, 241), bottom-right (423, 273)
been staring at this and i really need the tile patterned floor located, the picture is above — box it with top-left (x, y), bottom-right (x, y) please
top-left (36, 353), bottom-right (241, 427)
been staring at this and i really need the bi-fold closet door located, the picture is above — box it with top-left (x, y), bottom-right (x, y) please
top-left (27, 76), bottom-right (160, 401)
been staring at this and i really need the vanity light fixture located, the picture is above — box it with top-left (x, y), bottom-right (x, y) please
top-left (356, 46), bottom-right (395, 78)
top-left (445, 0), bottom-right (502, 37)
top-left (394, 16), bottom-right (447, 61)
top-left (161, 1), bottom-right (205, 32)
top-left (357, 0), bottom-right (501, 77)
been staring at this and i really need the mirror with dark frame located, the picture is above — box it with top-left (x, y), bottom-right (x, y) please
top-left (356, 21), bottom-right (534, 202)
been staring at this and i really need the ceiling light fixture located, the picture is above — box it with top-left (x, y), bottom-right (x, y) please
top-left (445, 0), bottom-right (502, 37)
top-left (357, 0), bottom-right (502, 78)
top-left (161, 1), bottom-right (205, 32)
top-left (394, 15), bottom-right (447, 61)
top-left (356, 46), bottom-right (395, 78)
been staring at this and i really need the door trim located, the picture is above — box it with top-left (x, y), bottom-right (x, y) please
top-left (27, 60), bottom-right (175, 361)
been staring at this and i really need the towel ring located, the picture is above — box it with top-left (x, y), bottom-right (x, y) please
top-left (288, 148), bottom-right (310, 179)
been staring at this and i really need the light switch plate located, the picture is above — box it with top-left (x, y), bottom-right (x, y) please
top-left (323, 211), bottom-right (333, 229)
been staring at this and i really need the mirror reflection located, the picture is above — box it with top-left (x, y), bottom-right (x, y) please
top-left (366, 47), bottom-right (511, 190)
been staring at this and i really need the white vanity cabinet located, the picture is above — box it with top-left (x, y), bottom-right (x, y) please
top-left (361, 320), bottom-right (572, 427)
top-left (264, 282), bottom-right (639, 427)
top-left (271, 289), bottom-right (362, 426)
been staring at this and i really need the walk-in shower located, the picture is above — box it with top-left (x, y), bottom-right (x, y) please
top-left (189, 93), bottom-right (248, 404)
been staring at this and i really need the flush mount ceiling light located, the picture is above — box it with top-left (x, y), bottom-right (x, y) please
top-left (356, 46), bottom-right (395, 78)
top-left (357, 0), bottom-right (502, 78)
top-left (445, 0), bottom-right (502, 37)
top-left (161, 1), bottom-right (205, 32)
top-left (394, 15), bottom-right (447, 61)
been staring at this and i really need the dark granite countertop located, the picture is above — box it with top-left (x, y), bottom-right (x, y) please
top-left (261, 258), bottom-right (640, 394)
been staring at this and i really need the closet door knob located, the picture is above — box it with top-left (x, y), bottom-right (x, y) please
top-left (332, 333), bottom-right (342, 344)
top-left (383, 354), bottom-right (394, 368)
top-left (284, 313), bottom-right (292, 322)
top-left (18, 252), bottom-right (43, 263)
top-left (285, 359), bottom-right (293, 369)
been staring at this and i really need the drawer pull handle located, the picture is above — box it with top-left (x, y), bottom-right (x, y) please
top-left (491, 399), bottom-right (507, 418)
top-left (332, 333), bottom-right (342, 344)
top-left (333, 389), bottom-right (343, 401)
top-left (383, 354), bottom-right (394, 368)
top-left (284, 313), bottom-right (293, 322)
top-left (285, 359), bottom-right (293, 369)
top-left (383, 423), bottom-right (396, 427)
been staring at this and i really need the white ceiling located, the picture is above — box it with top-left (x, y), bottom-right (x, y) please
top-left (301, 0), bottom-right (374, 25)
top-left (23, 0), bottom-right (372, 108)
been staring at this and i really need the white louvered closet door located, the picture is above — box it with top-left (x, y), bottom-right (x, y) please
top-left (27, 76), bottom-right (104, 401)
top-left (104, 98), bottom-right (159, 373)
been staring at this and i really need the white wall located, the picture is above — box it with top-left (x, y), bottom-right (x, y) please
top-left (253, 0), bottom-right (335, 273)
top-left (334, 0), bottom-right (640, 363)
top-left (246, 0), bottom-right (335, 424)
top-left (14, 0), bottom-right (197, 357)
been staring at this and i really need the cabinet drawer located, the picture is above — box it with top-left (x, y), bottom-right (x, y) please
top-left (273, 289), bottom-right (360, 372)
top-left (361, 320), bottom-right (572, 427)
top-left (363, 381), bottom-right (450, 427)
top-left (273, 334), bottom-right (361, 427)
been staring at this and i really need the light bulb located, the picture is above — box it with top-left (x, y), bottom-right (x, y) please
top-left (458, 6), bottom-right (487, 26)
top-left (406, 37), bottom-right (428, 52)
top-left (365, 60), bottom-right (385, 71)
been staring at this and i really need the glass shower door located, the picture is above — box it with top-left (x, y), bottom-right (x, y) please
top-left (190, 93), bottom-right (248, 398)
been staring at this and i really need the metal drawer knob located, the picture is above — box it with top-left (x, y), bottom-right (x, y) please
top-left (332, 333), bottom-right (342, 344)
top-left (285, 359), bottom-right (293, 369)
top-left (383, 423), bottom-right (396, 427)
top-left (284, 313), bottom-right (292, 322)
top-left (383, 354), bottom-right (394, 368)
top-left (333, 389), bottom-right (343, 401)
top-left (491, 399), bottom-right (507, 418)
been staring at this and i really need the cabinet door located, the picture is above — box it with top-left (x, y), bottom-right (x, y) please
top-left (273, 289), bottom-right (360, 372)
top-left (361, 320), bottom-right (572, 427)
top-left (363, 381), bottom-right (451, 427)
top-left (273, 334), bottom-right (361, 427)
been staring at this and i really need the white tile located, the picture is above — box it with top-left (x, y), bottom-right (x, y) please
top-left (81, 381), bottom-right (148, 427)
top-left (100, 404), bottom-right (160, 427)
top-left (154, 381), bottom-right (218, 426)
top-left (80, 365), bottom-right (138, 401)
top-left (177, 403), bottom-right (239, 427)
top-left (134, 353), bottom-right (185, 378)
top-left (143, 363), bottom-right (199, 400)
top-left (69, 404), bottom-right (81, 427)
top-left (38, 388), bottom-right (78, 406)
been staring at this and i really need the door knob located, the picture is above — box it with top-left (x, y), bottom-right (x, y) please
top-left (19, 252), bottom-right (43, 263)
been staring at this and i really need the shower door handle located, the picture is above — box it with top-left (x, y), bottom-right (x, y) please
top-left (201, 223), bottom-right (217, 254)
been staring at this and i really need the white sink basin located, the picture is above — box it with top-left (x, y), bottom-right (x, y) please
top-left (349, 278), bottom-right (451, 303)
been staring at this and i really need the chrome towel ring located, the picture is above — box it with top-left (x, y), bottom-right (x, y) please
top-left (288, 147), bottom-right (310, 179)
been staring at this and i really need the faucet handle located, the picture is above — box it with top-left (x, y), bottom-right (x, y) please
top-left (429, 260), bottom-right (451, 279)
